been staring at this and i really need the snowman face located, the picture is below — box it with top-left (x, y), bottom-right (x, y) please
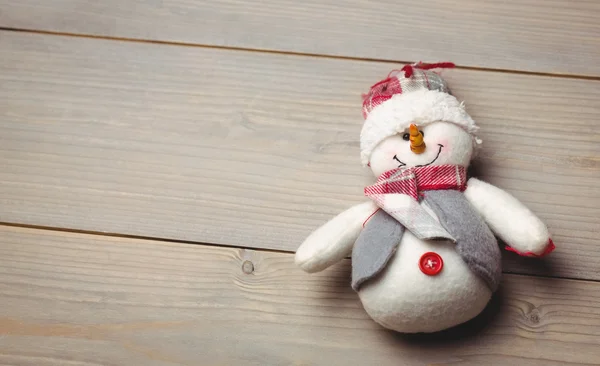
top-left (368, 122), bottom-right (474, 177)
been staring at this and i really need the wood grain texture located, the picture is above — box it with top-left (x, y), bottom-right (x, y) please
top-left (1, 0), bottom-right (600, 76)
top-left (1, 32), bottom-right (599, 280)
top-left (0, 225), bottom-right (599, 365)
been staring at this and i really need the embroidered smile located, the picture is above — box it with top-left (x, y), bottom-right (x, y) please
top-left (393, 144), bottom-right (444, 168)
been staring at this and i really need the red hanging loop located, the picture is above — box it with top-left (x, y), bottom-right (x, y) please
top-left (401, 64), bottom-right (415, 78)
top-left (401, 62), bottom-right (455, 78)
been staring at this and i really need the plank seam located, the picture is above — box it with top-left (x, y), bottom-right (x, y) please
top-left (1, 27), bottom-right (599, 81)
top-left (1, 221), bottom-right (597, 284)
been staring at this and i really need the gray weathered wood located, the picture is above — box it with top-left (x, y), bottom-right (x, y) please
top-left (0, 0), bottom-right (599, 76)
top-left (0, 32), bottom-right (599, 280)
top-left (0, 225), bottom-right (599, 365)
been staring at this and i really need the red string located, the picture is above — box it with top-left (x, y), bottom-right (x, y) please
top-left (401, 62), bottom-right (455, 78)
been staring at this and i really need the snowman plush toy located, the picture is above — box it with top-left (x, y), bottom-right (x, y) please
top-left (295, 62), bottom-right (555, 333)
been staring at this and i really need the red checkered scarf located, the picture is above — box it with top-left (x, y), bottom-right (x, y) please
top-left (365, 165), bottom-right (467, 200)
top-left (363, 165), bottom-right (467, 241)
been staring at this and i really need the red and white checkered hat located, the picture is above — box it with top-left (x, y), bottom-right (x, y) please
top-left (360, 62), bottom-right (480, 166)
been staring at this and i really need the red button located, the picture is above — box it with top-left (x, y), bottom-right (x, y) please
top-left (419, 252), bottom-right (443, 276)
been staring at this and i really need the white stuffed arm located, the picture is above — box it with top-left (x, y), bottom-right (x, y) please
top-left (295, 201), bottom-right (378, 273)
top-left (464, 178), bottom-right (555, 257)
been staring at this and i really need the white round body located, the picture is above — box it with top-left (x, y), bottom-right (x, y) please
top-left (357, 228), bottom-right (492, 333)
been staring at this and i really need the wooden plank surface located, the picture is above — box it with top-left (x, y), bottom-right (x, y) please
top-left (0, 225), bottom-right (599, 365)
top-left (0, 0), bottom-right (599, 76)
top-left (1, 31), bottom-right (599, 280)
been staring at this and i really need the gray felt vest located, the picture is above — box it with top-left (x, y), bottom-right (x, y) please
top-left (351, 190), bottom-right (502, 292)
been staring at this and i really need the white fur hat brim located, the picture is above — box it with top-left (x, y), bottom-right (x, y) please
top-left (360, 89), bottom-right (480, 166)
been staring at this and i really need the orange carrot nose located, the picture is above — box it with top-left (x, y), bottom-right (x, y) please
top-left (409, 124), bottom-right (426, 154)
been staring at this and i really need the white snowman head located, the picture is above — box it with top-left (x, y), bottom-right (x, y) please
top-left (360, 63), bottom-right (481, 177)
top-left (368, 121), bottom-right (475, 177)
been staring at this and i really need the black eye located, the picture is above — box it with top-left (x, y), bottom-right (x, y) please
top-left (420, 130), bottom-right (424, 137)
top-left (402, 133), bottom-right (410, 141)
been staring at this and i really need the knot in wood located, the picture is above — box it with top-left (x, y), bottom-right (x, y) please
top-left (526, 308), bottom-right (540, 324)
top-left (242, 260), bottom-right (254, 274)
